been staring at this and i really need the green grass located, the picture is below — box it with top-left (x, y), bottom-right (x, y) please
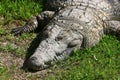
top-left (0, 0), bottom-right (43, 79)
top-left (0, 0), bottom-right (120, 80)
top-left (0, 61), bottom-right (10, 80)
top-left (0, 0), bottom-right (43, 23)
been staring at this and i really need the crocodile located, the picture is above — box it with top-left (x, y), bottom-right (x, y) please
top-left (11, 0), bottom-right (120, 70)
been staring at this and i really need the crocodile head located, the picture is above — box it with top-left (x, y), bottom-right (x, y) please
top-left (25, 24), bottom-right (83, 70)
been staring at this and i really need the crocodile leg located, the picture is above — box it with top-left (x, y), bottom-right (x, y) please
top-left (107, 20), bottom-right (120, 34)
top-left (107, 20), bottom-right (120, 39)
top-left (11, 11), bottom-right (55, 35)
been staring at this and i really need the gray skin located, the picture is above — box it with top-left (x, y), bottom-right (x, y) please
top-left (11, 0), bottom-right (120, 70)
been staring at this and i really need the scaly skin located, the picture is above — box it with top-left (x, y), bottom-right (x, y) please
top-left (11, 0), bottom-right (120, 70)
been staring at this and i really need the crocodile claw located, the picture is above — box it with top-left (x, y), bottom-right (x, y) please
top-left (11, 27), bottom-right (23, 36)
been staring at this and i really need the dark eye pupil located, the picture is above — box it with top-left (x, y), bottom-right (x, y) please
top-left (55, 36), bottom-right (63, 41)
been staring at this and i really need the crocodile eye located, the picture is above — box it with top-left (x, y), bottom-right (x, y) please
top-left (55, 36), bottom-right (63, 41)
top-left (68, 40), bottom-right (80, 48)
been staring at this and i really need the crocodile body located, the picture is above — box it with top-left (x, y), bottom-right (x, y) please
top-left (11, 0), bottom-right (120, 70)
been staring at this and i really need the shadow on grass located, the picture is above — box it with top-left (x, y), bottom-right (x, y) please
top-left (21, 31), bottom-right (44, 72)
